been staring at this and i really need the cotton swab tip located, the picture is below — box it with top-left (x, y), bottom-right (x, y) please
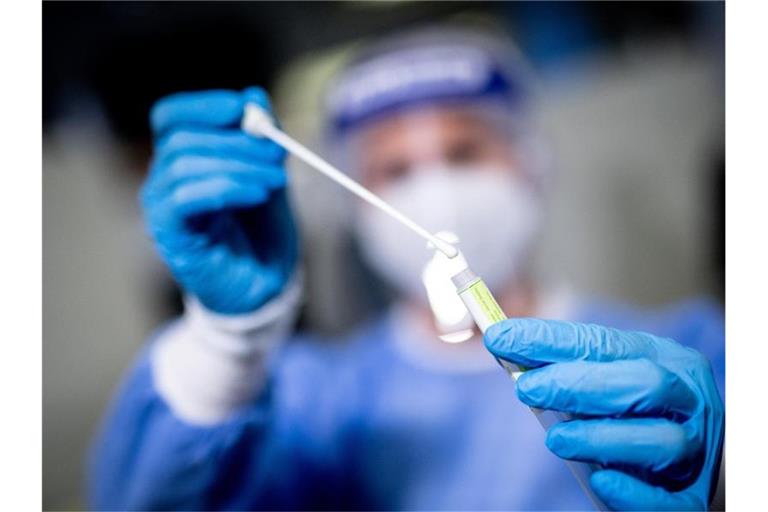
top-left (241, 103), bottom-right (275, 136)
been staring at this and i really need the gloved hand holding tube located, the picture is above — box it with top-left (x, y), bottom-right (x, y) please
top-left (484, 318), bottom-right (724, 511)
top-left (142, 87), bottom-right (298, 315)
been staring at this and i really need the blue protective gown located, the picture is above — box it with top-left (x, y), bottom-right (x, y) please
top-left (88, 296), bottom-right (724, 511)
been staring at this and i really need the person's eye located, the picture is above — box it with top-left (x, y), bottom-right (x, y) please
top-left (379, 161), bottom-right (410, 182)
top-left (445, 139), bottom-right (484, 166)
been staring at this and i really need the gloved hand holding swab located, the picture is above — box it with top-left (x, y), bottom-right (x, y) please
top-left (241, 103), bottom-right (458, 259)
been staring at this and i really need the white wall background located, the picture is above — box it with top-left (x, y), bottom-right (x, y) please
top-left (534, 43), bottom-right (722, 304)
top-left (43, 120), bottom-right (168, 509)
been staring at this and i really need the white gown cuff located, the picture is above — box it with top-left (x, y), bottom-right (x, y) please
top-left (183, 271), bottom-right (303, 356)
top-left (151, 272), bottom-right (303, 425)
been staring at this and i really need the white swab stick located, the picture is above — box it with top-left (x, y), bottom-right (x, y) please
top-left (241, 103), bottom-right (458, 259)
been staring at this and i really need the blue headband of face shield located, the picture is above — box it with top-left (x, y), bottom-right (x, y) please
top-left (326, 43), bottom-right (529, 135)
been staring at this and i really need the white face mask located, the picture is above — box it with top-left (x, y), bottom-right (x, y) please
top-left (354, 165), bottom-right (542, 302)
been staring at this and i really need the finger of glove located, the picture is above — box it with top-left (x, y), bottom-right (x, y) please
top-left (546, 418), bottom-right (700, 473)
top-left (590, 469), bottom-right (702, 511)
top-left (148, 174), bottom-right (275, 229)
top-left (145, 155), bottom-right (286, 198)
top-left (150, 86), bottom-right (273, 137)
top-left (155, 128), bottom-right (286, 166)
top-left (516, 359), bottom-right (698, 417)
top-left (484, 318), bottom-right (661, 367)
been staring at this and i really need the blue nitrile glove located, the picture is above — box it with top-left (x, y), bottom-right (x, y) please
top-left (484, 319), bottom-right (724, 511)
top-left (142, 87), bottom-right (298, 314)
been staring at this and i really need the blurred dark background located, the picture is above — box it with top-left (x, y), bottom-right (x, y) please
top-left (44, 1), bottom-right (723, 143)
top-left (43, 2), bottom-right (723, 509)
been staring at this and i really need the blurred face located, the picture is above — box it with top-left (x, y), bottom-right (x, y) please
top-left (353, 105), bottom-right (524, 191)
top-left (350, 103), bottom-right (544, 304)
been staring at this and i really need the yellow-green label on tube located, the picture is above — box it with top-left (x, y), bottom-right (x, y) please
top-left (458, 277), bottom-right (507, 333)
top-left (468, 280), bottom-right (507, 323)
